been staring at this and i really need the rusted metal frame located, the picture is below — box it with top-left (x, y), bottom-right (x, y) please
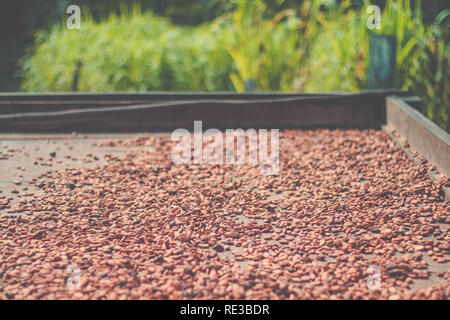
top-left (0, 91), bottom-right (405, 132)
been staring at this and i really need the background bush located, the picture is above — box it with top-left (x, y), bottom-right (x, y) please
top-left (0, 0), bottom-right (222, 91)
top-left (20, 11), bottom-right (234, 92)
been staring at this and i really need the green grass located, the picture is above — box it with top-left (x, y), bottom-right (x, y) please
top-left (21, 10), bottom-right (234, 92)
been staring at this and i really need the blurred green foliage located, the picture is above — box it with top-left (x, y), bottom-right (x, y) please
top-left (0, 0), bottom-right (218, 91)
top-left (19, 0), bottom-right (449, 131)
top-left (21, 9), bottom-right (234, 92)
top-left (372, 0), bottom-right (449, 131)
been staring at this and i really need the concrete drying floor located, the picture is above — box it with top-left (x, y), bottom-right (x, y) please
top-left (0, 130), bottom-right (448, 299)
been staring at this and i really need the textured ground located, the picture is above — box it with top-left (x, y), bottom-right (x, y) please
top-left (0, 129), bottom-right (449, 300)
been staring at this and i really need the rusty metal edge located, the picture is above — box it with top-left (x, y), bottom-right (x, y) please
top-left (0, 90), bottom-right (406, 114)
top-left (0, 91), bottom-right (406, 132)
top-left (0, 89), bottom-right (403, 100)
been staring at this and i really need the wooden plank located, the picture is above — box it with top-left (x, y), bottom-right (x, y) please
top-left (386, 97), bottom-right (450, 177)
top-left (0, 92), bottom-right (403, 133)
top-left (0, 90), bottom-right (404, 114)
